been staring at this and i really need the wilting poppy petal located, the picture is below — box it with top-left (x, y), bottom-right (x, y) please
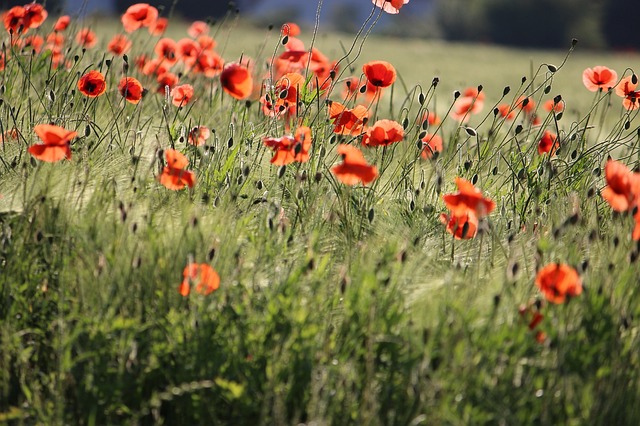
top-left (331, 144), bottom-right (378, 185)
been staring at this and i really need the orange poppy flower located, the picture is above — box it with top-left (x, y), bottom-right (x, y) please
top-left (220, 62), bottom-right (253, 100)
top-left (23, 3), bottom-right (48, 30)
top-left (78, 70), bottom-right (107, 98)
top-left (187, 50), bottom-right (224, 78)
top-left (343, 77), bottom-right (380, 102)
top-left (121, 3), bottom-right (158, 33)
top-left (176, 38), bottom-right (200, 65)
top-left (450, 96), bottom-right (483, 123)
top-left (159, 149), bottom-right (196, 190)
top-left (107, 34), bottom-right (132, 56)
top-left (76, 28), bottom-right (97, 49)
top-left (443, 177), bottom-right (495, 219)
top-left (196, 35), bottom-right (217, 50)
top-left (0, 127), bottom-right (19, 143)
top-left (118, 77), bottom-right (144, 104)
top-left (537, 130), bottom-right (559, 155)
top-left (188, 125), bottom-right (210, 147)
top-left (261, 72), bottom-right (305, 117)
top-left (142, 58), bottom-right (170, 76)
top-left (372, 0), bottom-right (410, 14)
top-left (53, 15), bottom-right (70, 32)
top-left (615, 76), bottom-right (640, 110)
top-left (46, 32), bottom-right (64, 50)
top-left (420, 111), bottom-right (441, 127)
top-left (187, 20), bottom-right (209, 38)
top-left (516, 96), bottom-right (536, 113)
top-left (535, 263), bottom-right (582, 304)
top-left (149, 17), bottom-right (168, 35)
top-left (601, 159), bottom-right (640, 212)
top-left (439, 212), bottom-right (478, 239)
top-left (633, 210), bottom-right (640, 241)
top-left (281, 22), bottom-right (301, 37)
top-left (363, 60), bottom-right (396, 88)
top-left (21, 35), bottom-right (44, 53)
top-left (28, 124), bottom-right (77, 163)
top-left (263, 126), bottom-right (312, 165)
top-left (154, 38), bottom-right (178, 65)
top-left (156, 72), bottom-right (179, 94)
top-left (362, 119), bottom-right (404, 147)
top-left (496, 103), bottom-right (516, 120)
top-left (543, 99), bottom-right (565, 113)
top-left (179, 263), bottom-right (220, 296)
top-left (328, 101), bottom-right (369, 135)
top-left (582, 66), bottom-right (618, 92)
top-left (421, 133), bottom-right (443, 159)
top-left (331, 144), bottom-right (378, 185)
top-left (3, 6), bottom-right (25, 34)
top-left (170, 84), bottom-right (194, 107)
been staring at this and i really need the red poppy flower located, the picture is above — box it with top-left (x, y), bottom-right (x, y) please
top-left (497, 103), bottom-right (516, 120)
top-left (187, 50), bottom-right (224, 77)
top-left (159, 149), bottom-right (196, 190)
top-left (362, 119), bottom-right (404, 147)
top-left (615, 76), bottom-right (640, 110)
top-left (78, 70), bottom-right (107, 98)
top-left (220, 62), bottom-right (253, 100)
top-left (170, 84), bottom-right (194, 107)
top-left (343, 77), bottom-right (380, 102)
top-left (263, 126), bottom-right (312, 165)
top-left (107, 34), bottom-right (132, 56)
top-left (156, 72), bottom-right (179, 94)
top-left (28, 124), bottom-right (77, 163)
top-left (543, 99), bottom-right (565, 113)
top-left (331, 144), bottom-right (378, 185)
top-left (23, 3), bottom-right (47, 30)
top-left (46, 32), bottom-right (64, 50)
top-left (443, 177), bottom-right (495, 218)
top-left (281, 22), bottom-right (301, 37)
top-left (188, 125), bottom-right (210, 147)
top-left (372, 0), bottom-right (410, 14)
top-left (187, 20), bottom-right (209, 38)
top-left (420, 111), bottom-right (441, 127)
top-left (53, 15), bottom-right (70, 32)
top-left (3, 6), bottom-right (26, 34)
top-left (421, 133), bottom-right (443, 159)
top-left (537, 130), bottom-right (559, 155)
top-left (601, 159), bottom-right (640, 212)
top-left (148, 17), bottom-right (168, 36)
top-left (75, 28), bottom-right (97, 49)
top-left (0, 128), bottom-right (19, 143)
top-left (450, 96), bottom-right (483, 123)
top-left (118, 77), bottom-right (144, 104)
top-left (261, 72), bottom-right (305, 117)
top-left (154, 37), bottom-right (178, 65)
top-left (176, 38), bottom-right (200, 64)
top-left (582, 66), bottom-right (618, 92)
top-left (516, 96), bottom-right (536, 113)
top-left (21, 35), bottom-right (44, 53)
top-left (535, 263), bottom-right (582, 304)
top-left (328, 101), bottom-right (369, 135)
top-left (179, 263), bottom-right (219, 296)
top-left (363, 60), bottom-right (396, 88)
top-left (196, 35), bottom-right (216, 50)
top-left (121, 3), bottom-right (158, 33)
top-left (142, 58), bottom-right (170, 76)
top-left (439, 212), bottom-right (478, 239)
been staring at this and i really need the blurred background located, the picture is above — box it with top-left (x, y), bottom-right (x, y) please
top-left (1, 0), bottom-right (636, 50)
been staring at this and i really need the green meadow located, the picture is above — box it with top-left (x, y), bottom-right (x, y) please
top-left (1, 5), bottom-right (640, 425)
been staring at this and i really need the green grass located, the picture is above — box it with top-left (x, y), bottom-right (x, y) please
top-left (1, 8), bottom-right (640, 425)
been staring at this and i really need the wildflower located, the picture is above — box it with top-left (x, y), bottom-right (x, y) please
top-left (439, 212), bottom-right (478, 239)
top-left (263, 126), bottom-right (312, 165)
top-left (615, 76), bottom-right (640, 110)
top-left (121, 3), bottom-right (158, 33)
top-left (363, 60), bottom-right (396, 88)
top-left (582, 66), bottom-right (618, 92)
top-left (261, 72), bottom-right (305, 117)
top-left (372, 0), bottom-right (410, 14)
top-left (442, 177), bottom-right (495, 218)
top-left (535, 263), bottom-right (582, 304)
top-left (601, 159), bottom-right (640, 212)
top-left (328, 101), bottom-right (369, 135)
top-left (362, 119), bottom-right (404, 147)
top-left (188, 126), bottom-right (210, 147)
top-left (107, 34), bottom-right (132, 56)
top-left (159, 149), bottom-right (196, 190)
top-left (156, 72), bottom-right (179, 94)
top-left (28, 124), bottom-right (77, 163)
top-left (154, 38), bottom-right (178, 65)
top-left (179, 263), bottom-right (219, 296)
top-left (496, 103), bottom-right (516, 120)
top-left (543, 99), bottom-right (565, 113)
top-left (537, 130), bottom-right (559, 155)
top-left (78, 70), bottom-right (107, 98)
top-left (331, 144), bottom-right (378, 185)
top-left (53, 15), bottom-right (70, 32)
top-left (420, 111), bottom-right (441, 127)
top-left (118, 77), bottom-right (144, 104)
top-left (343, 77), bottom-right (380, 102)
top-left (220, 62), bottom-right (253, 100)
top-left (515, 96), bottom-right (536, 114)
top-left (420, 133), bottom-right (443, 159)
top-left (450, 96), bottom-right (483, 123)
top-left (170, 84), bottom-right (194, 107)
top-left (187, 21), bottom-right (209, 38)
top-left (281, 22), bottom-right (300, 37)
top-left (75, 28), bottom-right (97, 49)
top-left (149, 17), bottom-right (168, 36)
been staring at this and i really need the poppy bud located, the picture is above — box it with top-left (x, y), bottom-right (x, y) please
top-left (464, 160), bottom-right (472, 171)
top-left (314, 172), bottom-right (322, 182)
top-left (547, 64), bottom-right (557, 73)
top-left (633, 74), bottom-right (638, 85)
top-left (432, 77), bottom-right (439, 87)
top-left (492, 166), bottom-right (498, 175)
top-left (521, 76), bottom-right (527, 84)
top-left (281, 35), bottom-right (289, 45)
top-left (465, 127), bottom-right (477, 137)
top-left (277, 165), bottom-right (286, 178)
top-left (544, 85), bottom-right (551, 94)
top-left (422, 119), bottom-right (429, 131)
top-left (515, 125), bottom-right (523, 135)
top-left (227, 137), bottom-right (233, 148)
top-left (556, 112), bottom-right (563, 121)
top-left (453, 90), bottom-right (460, 99)
top-left (571, 38), bottom-right (578, 46)
top-left (402, 117), bottom-right (409, 130)
top-left (493, 107), bottom-right (499, 116)
top-left (419, 93), bottom-right (425, 105)
top-left (472, 174), bottom-right (478, 185)
top-left (418, 131), bottom-right (427, 140)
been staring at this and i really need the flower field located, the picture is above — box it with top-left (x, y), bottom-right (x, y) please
top-left (1, 1), bottom-right (640, 424)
